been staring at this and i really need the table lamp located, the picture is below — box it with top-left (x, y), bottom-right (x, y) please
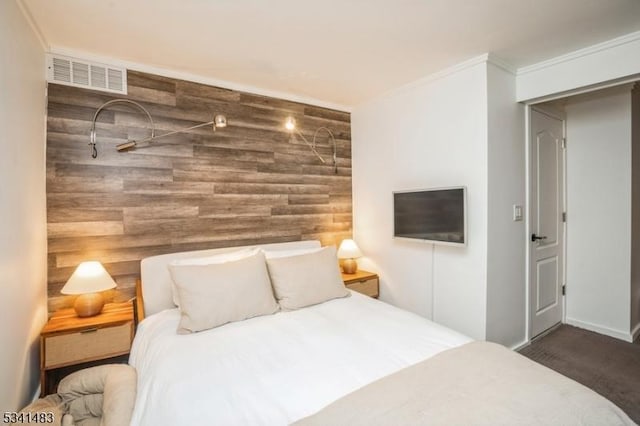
top-left (61, 261), bottom-right (117, 317)
top-left (337, 239), bottom-right (363, 274)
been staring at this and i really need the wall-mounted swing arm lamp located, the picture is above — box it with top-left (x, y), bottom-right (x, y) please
top-left (116, 114), bottom-right (227, 152)
top-left (284, 117), bottom-right (338, 174)
top-left (89, 98), bottom-right (227, 158)
top-left (90, 99), bottom-right (154, 158)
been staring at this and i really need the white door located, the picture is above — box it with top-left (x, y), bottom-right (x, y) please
top-left (530, 108), bottom-right (565, 338)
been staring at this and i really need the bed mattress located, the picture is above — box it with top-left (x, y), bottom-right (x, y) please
top-left (129, 291), bottom-right (471, 426)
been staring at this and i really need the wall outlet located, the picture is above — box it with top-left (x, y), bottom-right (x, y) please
top-left (513, 205), bottom-right (523, 221)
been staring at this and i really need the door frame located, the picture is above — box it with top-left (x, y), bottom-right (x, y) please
top-left (525, 104), bottom-right (567, 341)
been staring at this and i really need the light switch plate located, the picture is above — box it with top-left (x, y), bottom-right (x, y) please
top-left (513, 205), bottom-right (523, 221)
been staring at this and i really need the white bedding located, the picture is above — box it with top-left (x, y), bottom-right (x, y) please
top-left (129, 291), bottom-right (471, 426)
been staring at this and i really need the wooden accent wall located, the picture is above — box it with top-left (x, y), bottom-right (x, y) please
top-left (46, 71), bottom-right (351, 312)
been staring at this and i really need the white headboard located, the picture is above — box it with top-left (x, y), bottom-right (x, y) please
top-left (140, 240), bottom-right (322, 316)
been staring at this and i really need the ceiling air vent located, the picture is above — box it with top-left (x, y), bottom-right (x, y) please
top-left (46, 54), bottom-right (127, 95)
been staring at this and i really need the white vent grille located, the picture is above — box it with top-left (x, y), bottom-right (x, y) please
top-left (46, 54), bottom-right (127, 95)
top-left (52, 57), bottom-right (71, 82)
top-left (72, 61), bottom-right (89, 85)
top-left (108, 68), bottom-right (124, 91)
top-left (90, 65), bottom-right (106, 89)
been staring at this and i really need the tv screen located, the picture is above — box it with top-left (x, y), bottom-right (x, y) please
top-left (393, 187), bottom-right (466, 245)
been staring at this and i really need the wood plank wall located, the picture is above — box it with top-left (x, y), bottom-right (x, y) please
top-left (46, 71), bottom-right (352, 313)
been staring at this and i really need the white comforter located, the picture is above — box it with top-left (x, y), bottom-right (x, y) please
top-left (129, 292), bottom-right (471, 426)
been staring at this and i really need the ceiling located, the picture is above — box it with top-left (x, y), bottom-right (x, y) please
top-left (21, 0), bottom-right (640, 109)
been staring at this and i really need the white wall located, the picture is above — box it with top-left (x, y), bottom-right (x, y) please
top-left (565, 87), bottom-right (633, 340)
top-left (631, 84), bottom-right (640, 338)
top-left (485, 64), bottom-right (527, 347)
top-left (352, 61), bottom-right (489, 340)
top-left (0, 0), bottom-right (47, 410)
top-left (351, 33), bottom-right (640, 346)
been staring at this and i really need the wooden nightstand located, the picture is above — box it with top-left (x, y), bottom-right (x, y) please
top-left (342, 270), bottom-right (379, 298)
top-left (40, 302), bottom-right (134, 396)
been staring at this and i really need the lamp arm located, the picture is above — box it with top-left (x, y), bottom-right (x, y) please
top-left (90, 99), bottom-right (155, 158)
top-left (290, 126), bottom-right (338, 173)
top-left (118, 120), bottom-right (215, 151)
top-left (294, 129), bottom-right (327, 164)
top-left (312, 127), bottom-right (338, 174)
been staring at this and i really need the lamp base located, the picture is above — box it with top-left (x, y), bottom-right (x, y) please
top-left (73, 293), bottom-right (105, 317)
top-left (342, 258), bottom-right (358, 274)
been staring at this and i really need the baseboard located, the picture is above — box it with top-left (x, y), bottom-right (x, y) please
top-left (566, 317), bottom-right (634, 342)
top-left (509, 339), bottom-right (530, 351)
top-left (631, 322), bottom-right (640, 342)
top-left (30, 385), bottom-right (41, 404)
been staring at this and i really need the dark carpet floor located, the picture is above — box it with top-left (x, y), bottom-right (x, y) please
top-left (519, 325), bottom-right (640, 423)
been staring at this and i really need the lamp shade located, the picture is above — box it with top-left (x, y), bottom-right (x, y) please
top-left (337, 239), bottom-right (363, 259)
top-left (214, 114), bottom-right (227, 128)
top-left (61, 261), bottom-right (117, 295)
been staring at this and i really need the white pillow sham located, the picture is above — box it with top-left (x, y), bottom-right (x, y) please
top-left (168, 251), bottom-right (279, 334)
top-left (265, 246), bottom-right (349, 311)
top-left (262, 247), bottom-right (323, 259)
top-left (168, 247), bottom-right (260, 306)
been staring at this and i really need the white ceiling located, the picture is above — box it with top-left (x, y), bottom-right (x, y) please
top-left (21, 0), bottom-right (640, 109)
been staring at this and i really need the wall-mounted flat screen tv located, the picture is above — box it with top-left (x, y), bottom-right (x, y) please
top-left (393, 187), bottom-right (466, 246)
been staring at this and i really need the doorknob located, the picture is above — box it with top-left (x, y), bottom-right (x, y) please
top-left (531, 233), bottom-right (547, 242)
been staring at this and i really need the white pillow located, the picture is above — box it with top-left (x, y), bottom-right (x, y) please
top-left (168, 251), bottom-right (279, 334)
top-left (171, 247), bottom-right (259, 266)
top-left (265, 246), bottom-right (349, 311)
top-left (169, 247), bottom-right (259, 306)
top-left (262, 247), bottom-right (323, 259)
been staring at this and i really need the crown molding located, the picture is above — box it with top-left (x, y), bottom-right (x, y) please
top-left (357, 53), bottom-right (492, 108)
top-left (486, 53), bottom-right (517, 75)
top-left (357, 52), bottom-right (520, 108)
top-left (48, 46), bottom-right (352, 113)
top-left (15, 0), bottom-right (49, 51)
top-left (518, 30), bottom-right (640, 76)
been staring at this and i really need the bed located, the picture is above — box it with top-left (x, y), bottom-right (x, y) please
top-left (129, 240), bottom-right (635, 426)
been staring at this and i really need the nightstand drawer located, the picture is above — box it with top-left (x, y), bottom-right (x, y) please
top-left (44, 322), bottom-right (132, 368)
top-left (346, 278), bottom-right (379, 298)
